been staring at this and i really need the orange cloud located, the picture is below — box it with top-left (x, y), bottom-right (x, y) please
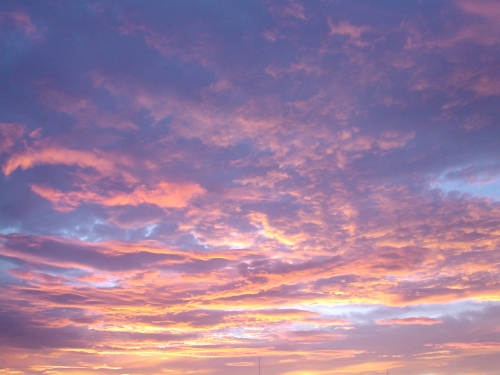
top-left (31, 181), bottom-right (205, 212)
top-left (3, 145), bottom-right (120, 176)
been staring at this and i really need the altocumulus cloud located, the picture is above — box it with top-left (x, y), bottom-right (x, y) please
top-left (0, 0), bottom-right (500, 374)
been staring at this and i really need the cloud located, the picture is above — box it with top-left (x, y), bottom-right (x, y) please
top-left (457, 0), bottom-right (500, 24)
top-left (225, 361), bottom-right (255, 366)
top-left (31, 181), bottom-right (206, 212)
top-left (328, 20), bottom-right (370, 40)
top-left (0, 123), bottom-right (24, 154)
top-left (3, 145), bottom-right (121, 176)
top-left (377, 317), bottom-right (443, 325)
top-left (0, 1), bottom-right (500, 374)
top-left (435, 341), bottom-right (500, 350)
top-left (2, 11), bottom-right (44, 41)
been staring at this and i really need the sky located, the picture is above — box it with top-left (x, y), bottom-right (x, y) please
top-left (0, 0), bottom-right (500, 374)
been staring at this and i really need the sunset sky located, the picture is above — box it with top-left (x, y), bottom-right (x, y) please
top-left (1, 1), bottom-right (500, 374)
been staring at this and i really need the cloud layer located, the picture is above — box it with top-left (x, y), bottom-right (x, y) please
top-left (1, 1), bottom-right (500, 374)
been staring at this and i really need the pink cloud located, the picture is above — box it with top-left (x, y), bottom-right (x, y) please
top-left (283, 1), bottom-right (306, 20)
top-left (328, 21), bottom-right (368, 39)
top-left (457, 0), bottom-right (500, 24)
top-left (31, 181), bottom-right (205, 212)
top-left (268, 1), bottom-right (307, 21)
top-left (225, 362), bottom-right (255, 366)
top-left (0, 123), bottom-right (24, 154)
top-left (328, 20), bottom-right (371, 47)
top-left (435, 341), bottom-right (500, 350)
top-left (1, 2), bottom-right (500, 374)
top-left (40, 88), bottom-right (139, 130)
top-left (3, 145), bottom-right (121, 176)
top-left (377, 131), bottom-right (415, 151)
top-left (377, 317), bottom-right (443, 325)
top-left (5, 11), bottom-right (44, 41)
top-left (471, 75), bottom-right (500, 96)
